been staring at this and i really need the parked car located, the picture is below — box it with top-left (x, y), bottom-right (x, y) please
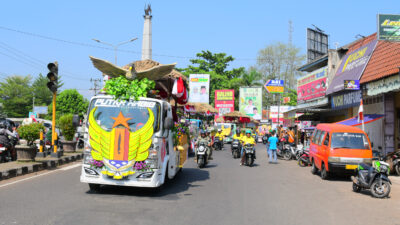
top-left (309, 123), bottom-right (373, 180)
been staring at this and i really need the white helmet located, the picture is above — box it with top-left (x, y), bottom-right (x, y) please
top-left (218, 129), bottom-right (222, 132)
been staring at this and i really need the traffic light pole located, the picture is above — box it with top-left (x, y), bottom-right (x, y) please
top-left (51, 92), bottom-right (58, 156)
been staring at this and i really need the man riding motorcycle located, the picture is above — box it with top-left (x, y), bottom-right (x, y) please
top-left (214, 128), bottom-right (225, 149)
top-left (196, 130), bottom-right (213, 160)
top-left (240, 130), bottom-right (256, 166)
top-left (232, 129), bottom-right (243, 141)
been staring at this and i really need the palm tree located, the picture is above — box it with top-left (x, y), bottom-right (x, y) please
top-left (240, 69), bottom-right (263, 86)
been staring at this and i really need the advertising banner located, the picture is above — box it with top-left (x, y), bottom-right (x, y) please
top-left (326, 40), bottom-right (377, 95)
top-left (264, 80), bottom-right (284, 93)
top-left (239, 87), bottom-right (262, 120)
top-left (344, 80), bottom-right (360, 90)
top-left (269, 106), bottom-right (294, 123)
top-left (189, 74), bottom-right (210, 104)
top-left (378, 14), bottom-right (400, 41)
top-left (33, 106), bottom-right (48, 114)
top-left (214, 90), bottom-right (235, 120)
top-left (331, 90), bottom-right (362, 109)
top-left (297, 67), bottom-right (327, 103)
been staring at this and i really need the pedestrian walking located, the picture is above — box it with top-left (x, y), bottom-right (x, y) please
top-left (268, 130), bottom-right (279, 163)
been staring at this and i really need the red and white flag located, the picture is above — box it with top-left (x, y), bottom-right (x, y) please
top-left (358, 100), bottom-right (364, 122)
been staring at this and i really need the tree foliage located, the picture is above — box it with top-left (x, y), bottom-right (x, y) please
top-left (178, 50), bottom-right (245, 108)
top-left (255, 42), bottom-right (304, 106)
top-left (47, 89), bottom-right (89, 119)
top-left (0, 75), bottom-right (33, 117)
top-left (32, 73), bottom-right (53, 106)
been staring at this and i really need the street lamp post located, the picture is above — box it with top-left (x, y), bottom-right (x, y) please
top-left (92, 38), bottom-right (138, 65)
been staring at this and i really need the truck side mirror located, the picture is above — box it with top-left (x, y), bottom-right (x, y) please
top-left (164, 118), bottom-right (174, 130)
top-left (72, 114), bottom-right (80, 127)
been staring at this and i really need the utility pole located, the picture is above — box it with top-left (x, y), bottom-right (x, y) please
top-left (92, 38), bottom-right (138, 65)
top-left (288, 20), bottom-right (293, 47)
top-left (90, 78), bottom-right (102, 96)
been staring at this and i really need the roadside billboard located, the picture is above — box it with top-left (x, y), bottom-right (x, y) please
top-left (326, 40), bottom-right (378, 95)
top-left (189, 74), bottom-right (210, 104)
top-left (297, 67), bottom-right (327, 103)
top-left (214, 90), bottom-right (235, 120)
top-left (378, 14), bottom-right (400, 41)
top-left (264, 80), bottom-right (284, 93)
top-left (239, 87), bottom-right (262, 120)
top-left (269, 106), bottom-right (294, 123)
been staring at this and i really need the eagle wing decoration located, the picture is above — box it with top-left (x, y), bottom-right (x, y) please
top-left (89, 56), bottom-right (128, 78)
top-left (129, 108), bottom-right (155, 161)
top-left (88, 107), bottom-right (112, 161)
top-left (136, 63), bottom-right (177, 80)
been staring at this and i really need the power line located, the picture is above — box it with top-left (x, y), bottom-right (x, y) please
top-left (0, 25), bottom-right (260, 61)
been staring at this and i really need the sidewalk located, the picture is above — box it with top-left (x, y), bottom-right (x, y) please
top-left (0, 151), bottom-right (83, 181)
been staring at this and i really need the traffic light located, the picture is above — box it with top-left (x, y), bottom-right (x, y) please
top-left (47, 62), bottom-right (58, 93)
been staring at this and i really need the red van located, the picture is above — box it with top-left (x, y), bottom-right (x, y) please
top-left (309, 123), bottom-right (373, 179)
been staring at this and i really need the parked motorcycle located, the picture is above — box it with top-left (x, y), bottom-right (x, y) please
top-left (388, 151), bottom-right (400, 176)
top-left (231, 139), bottom-right (241, 159)
top-left (214, 137), bottom-right (223, 151)
top-left (298, 149), bottom-right (310, 167)
top-left (243, 143), bottom-right (255, 167)
top-left (352, 161), bottom-right (391, 198)
top-left (277, 143), bottom-right (292, 160)
top-left (196, 142), bottom-right (209, 168)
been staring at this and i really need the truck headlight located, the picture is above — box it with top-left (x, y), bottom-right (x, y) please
top-left (83, 153), bottom-right (93, 165)
top-left (145, 148), bottom-right (159, 169)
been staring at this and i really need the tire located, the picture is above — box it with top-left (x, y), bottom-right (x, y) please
top-left (371, 179), bottom-right (391, 198)
top-left (298, 158), bottom-right (307, 167)
top-left (283, 151), bottom-right (292, 161)
top-left (352, 182), bottom-right (362, 193)
top-left (395, 164), bottom-right (400, 176)
top-left (88, 183), bottom-right (101, 192)
top-left (320, 163), bottom-right (329, 180)
top-left (234, 151), bottom-right (239, 159)
top-left (246, 156), bottom-right (253, 167)
top-left (198, 156), bottom-right (205, 168)
top-left (311, 159), bottom-right (318, 175)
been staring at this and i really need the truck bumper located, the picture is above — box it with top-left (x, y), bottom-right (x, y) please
top-left (80, 165), bottom-right (164, 188)
top-left (327, 162), bottom-right (359, 175)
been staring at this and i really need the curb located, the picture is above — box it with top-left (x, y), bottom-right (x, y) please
top-left (0, 153), bottom-right (83, 181)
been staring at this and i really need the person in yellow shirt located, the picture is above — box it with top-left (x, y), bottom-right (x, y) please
top-left (214, 129), bottom-right (225, 149)
top-left (232, 129), bottom-right (243, 141)
top-left (240, 130), bottom-right (256, 165)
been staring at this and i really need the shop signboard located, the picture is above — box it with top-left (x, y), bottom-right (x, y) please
top-left (344, 80), bottom-right (360, 90)
top-left (33, 106), bottom-right (48, 114)
top-left (378, 14), bottom-right (400, 41)
top-left (189, 74), bottom-right (210, 104)
top-left (214, 90), bottom-right (235, 120)
top-left (29, 112), bottom-right (37, 119)
top-left (269, 106), bottom-right (294, 123)
top-left (239, 87), bottom-right (262, 120)
top-left (331, 90), bottom-right (362, 110)
top-left (264, 80), bottom-right (284, 93)
top-left (326, 40), bottom-right (378, 95)
top-left (367, 74), bottom-right (400, 96)
top-left (297, 67), bottom-right (327, 103)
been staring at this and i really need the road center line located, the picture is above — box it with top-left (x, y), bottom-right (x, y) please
top-left (0, 163), bottom-right (82, 188)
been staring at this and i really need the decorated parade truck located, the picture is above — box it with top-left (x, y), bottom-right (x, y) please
top-left (80, 56), bottom-right (189, 191)
top-left (80, 95), bottom-right (188, 190)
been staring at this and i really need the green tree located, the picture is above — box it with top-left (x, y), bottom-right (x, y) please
top-left (32, 73), bottom-right (53, 106)
top-left (0, 75), bottom-right (33, 117)
top-left (47, 89), bottom-right (89, 119)
top-left (281, 88), bottom-right (297, 106)
top-left (178, 50), bottom-right (245, 108)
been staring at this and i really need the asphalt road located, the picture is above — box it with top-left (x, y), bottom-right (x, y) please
top-left (1, 144), bottom-right (400, 225)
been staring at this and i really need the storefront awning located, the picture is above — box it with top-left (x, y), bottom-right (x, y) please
top-left (336, 114), bottom-right (384, 126)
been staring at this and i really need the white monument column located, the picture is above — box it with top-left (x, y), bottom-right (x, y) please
top-left (141, 5), bottom-right (152, 60)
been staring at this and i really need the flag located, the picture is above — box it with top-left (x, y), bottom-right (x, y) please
top-left (358, 100), bottom-right (364, 122)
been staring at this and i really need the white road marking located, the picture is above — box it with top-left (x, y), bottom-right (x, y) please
top-left (60, 163), bottom-right (82, 171)
top-left (0, 163), bottom-right (82, 188)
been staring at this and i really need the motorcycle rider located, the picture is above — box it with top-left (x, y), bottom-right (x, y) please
top-left (232, 128), bottom-right (243, 141)
top-left (214, 128), bottom-right (225, 148)
top-left (240, 130), bottom-right (256, 166)
top-left (0, 123), bottom-right (18, 152)
top-left (196, 130), bottom-right (212, 160)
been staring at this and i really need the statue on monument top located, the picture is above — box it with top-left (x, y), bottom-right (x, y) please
top-left (144, 4), bottom-right (152, 16)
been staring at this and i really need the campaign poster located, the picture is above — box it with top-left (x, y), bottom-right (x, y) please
top-left (297, 67), bottom-right (327, 103)
top-left (189, 74), bottom-right (210, 104)
top-left (239, 87), bottom-right (262, 120)
top-left (215, 90), bottom-right (235, 120)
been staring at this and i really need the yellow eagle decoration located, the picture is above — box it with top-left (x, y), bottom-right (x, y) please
top-left (88, 107), bottom-right (154, 179)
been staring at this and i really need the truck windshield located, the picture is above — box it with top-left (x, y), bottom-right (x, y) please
top-left (331, 132), bottom-right (369, 150)
top-left (88, 98), bottom-right (161, 132)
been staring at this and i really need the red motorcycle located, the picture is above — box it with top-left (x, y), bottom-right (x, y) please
top-left (298, 149), bottom-right (310, 167)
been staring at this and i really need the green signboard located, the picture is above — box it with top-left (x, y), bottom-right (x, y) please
top-left (378, 14), bottom-right (400, 41)
top-left (239, 87), bottom-right (262, 120)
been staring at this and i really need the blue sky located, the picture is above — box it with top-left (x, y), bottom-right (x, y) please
top-left (0, 0), bottom-right (398, 99)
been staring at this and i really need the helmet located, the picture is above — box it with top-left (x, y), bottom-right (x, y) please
top-left (218, 129), bottom-right (222, 132)
top-left (246, 130), bottom-right (251, 134)
top-left (236, 129), bottom-right (240, 134)
top-left (200, 130), bottom-right (206, 135)
top-left (0, 123), bottom-right (5, 129)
